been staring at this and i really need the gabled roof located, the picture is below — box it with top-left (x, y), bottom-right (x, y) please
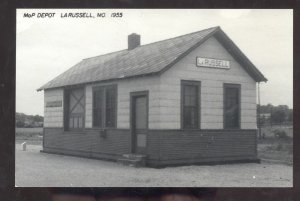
top-left (38, 26), bottom-right (267, 91)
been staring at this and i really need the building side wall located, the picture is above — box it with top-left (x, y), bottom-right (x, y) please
top-left (43, 128), bottom-right (131, 160)
top-left (159, 36), bottom-right (257, 129)
top-left (44, 89), bottom-right (64, 128)
top-left (85, 76), bottom-right (160, 129)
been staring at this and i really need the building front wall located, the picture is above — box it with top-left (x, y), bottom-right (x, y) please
top-left (159, 36), bottom-right (257, 129)
top-left (43, 128), bottom-right (131, 160)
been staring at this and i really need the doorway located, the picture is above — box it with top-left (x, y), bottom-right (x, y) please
top-left (130, 91), bottom-right (149, 154)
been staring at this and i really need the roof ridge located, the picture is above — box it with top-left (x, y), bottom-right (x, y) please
top-left (83, 49), bottom-right (127, 60)
top-left (138, 26), bottom-right (219, 48)
top-left (82, 26), bottom-right (219, 61)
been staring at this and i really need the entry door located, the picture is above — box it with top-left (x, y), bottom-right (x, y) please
top-left (131, 92), bottom-right (148, 154)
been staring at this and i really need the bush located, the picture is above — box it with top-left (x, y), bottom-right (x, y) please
top-left (273, 129), bottom-right (288, 139)
top-left (275, 143), bottom-right (283, 151)
top-left (16, 121), bottom-right (24, 128)
top-left (266, 142), bottom-right (283, 151)
top-left (266, 141), bottom-right (292, 152)
top-left (286, 144), bottom-right (293, 154)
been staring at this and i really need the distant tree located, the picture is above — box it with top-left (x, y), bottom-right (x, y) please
top-left (278, 105), bottom-right (289, 111)
top-left (271, 109), bottom-right (286, 124)
top-left (287, 109), bottom-right (293, 122)
top-left (16, 112), bottom-right (26, 122)
top-left (16, 120), bottom-right (24, 128)
top-left (258, 104), bottom-right (273, 113)
top-left (260, 115), bottom-right (266, 126)
top-left (15, 112), bottom-right (44, 127)
top-left (33, 115), bottom-right (43, 122)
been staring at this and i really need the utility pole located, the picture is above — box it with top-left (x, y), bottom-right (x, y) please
top-left (257, 82), bottom-right (261, 139)
top-left (270, 105), bottom-right (272, 128)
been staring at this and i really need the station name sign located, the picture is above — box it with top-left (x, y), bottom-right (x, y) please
top-left (196, 57), bottom-right (230, 69)
top-left (46, 101), bottom-right (62, 107)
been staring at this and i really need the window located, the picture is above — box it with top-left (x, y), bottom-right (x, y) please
top-left (224, 84), bottom-right (240, 129)
top-left (181, 80), bottom-right (200, 129)
top-left (93, 85), bottom-right (117, 128)
top-left (64, 87), bottom-right (85, 130)
top-left (93, 88), bottom-right (103, 127)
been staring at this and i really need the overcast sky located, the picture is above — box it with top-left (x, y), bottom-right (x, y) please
top-left (16, 9), bottom-right (293, 116)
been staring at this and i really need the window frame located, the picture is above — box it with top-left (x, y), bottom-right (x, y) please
top-left (223, 83), bottom-right (241, 129)
top-left (92, 84), bottom-right (118, 129)
top-left (181, 80), bottom-right (201, 130)
top-left (64, 86), bottom-right (86, 131)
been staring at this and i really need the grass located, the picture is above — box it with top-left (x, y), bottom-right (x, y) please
top-left (16, 127), bottom-right (43, 135)
top-left (15, 127), bottom-right (43, 145)
top-left (257, 126), bottom-right (293, 166)
top-left (260, 125), bottom-right (293, 138)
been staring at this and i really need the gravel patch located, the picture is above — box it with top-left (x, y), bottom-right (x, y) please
top-left (15, 144), bottom-right (293, 187)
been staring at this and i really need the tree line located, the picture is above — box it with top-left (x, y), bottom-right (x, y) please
top-left (257, 104), bottom-right (293, 126)
top-left (16, 112), bottom-right (44, 127)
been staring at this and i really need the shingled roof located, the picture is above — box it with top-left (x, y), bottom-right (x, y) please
top-left (38, 26), bottom-right (267, 91)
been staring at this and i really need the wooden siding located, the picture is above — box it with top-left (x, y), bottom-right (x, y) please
top-left (85, 76), bottom-right (161, 129)
top-left (159, 36), bottom-right (257, 129)
top-left (44, 89), bottom-right (64, 128)
top-left (43, 128), bottom-right (257, 167)
top-left (146, 129), bottom-right (257, 166)
top-left (43, 128), bottom-right (131, 158)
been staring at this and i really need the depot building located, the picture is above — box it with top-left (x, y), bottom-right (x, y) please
top-left (38, 26), bottom-right (267, 167)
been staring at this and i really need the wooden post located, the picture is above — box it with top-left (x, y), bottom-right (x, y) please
top-left (22, 142), bottom-right (27, 151)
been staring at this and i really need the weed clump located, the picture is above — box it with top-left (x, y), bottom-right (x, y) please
top-left (273, 129), bottom-right (288, 139)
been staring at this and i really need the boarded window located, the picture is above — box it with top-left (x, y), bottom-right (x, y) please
top-left (65, 88), bottom-right (85, 130)
top-left (181, 81), bottom-right (200, 129)
top-left (224, 84), bottom-right (240, 129)
top-left (93, 85), bottom-right (117, 128)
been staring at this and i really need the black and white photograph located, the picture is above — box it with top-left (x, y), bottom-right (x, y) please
top-left (15, 9), bottom-right (293, 187)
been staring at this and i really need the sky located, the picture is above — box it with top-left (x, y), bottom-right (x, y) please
top-left (16, 9), bottom-right (293, 116)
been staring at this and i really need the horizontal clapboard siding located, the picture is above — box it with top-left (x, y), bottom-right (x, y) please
top-left (43, 128), bottom-right (131, 159)
top-left (43, 128), bottom-right (257, 166)
top-left (44, 89), bottom-right (64, 128)
top-left (118, 77), bottom-right (161, 129)
top-left (160, 36), bottom-right (257, 129)
top-left (146, 129), bottom-right (257, 166)
top-left (85, 76), bottom-right (160, 129)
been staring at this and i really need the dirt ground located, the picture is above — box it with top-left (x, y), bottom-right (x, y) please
top-left (15, 144), bottom-right (292, 187)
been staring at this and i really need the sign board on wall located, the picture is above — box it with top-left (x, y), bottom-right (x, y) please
top-left (46, 101), bottom-right (62, 107)
top-left (196, 57), bottom-right (230, 69)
